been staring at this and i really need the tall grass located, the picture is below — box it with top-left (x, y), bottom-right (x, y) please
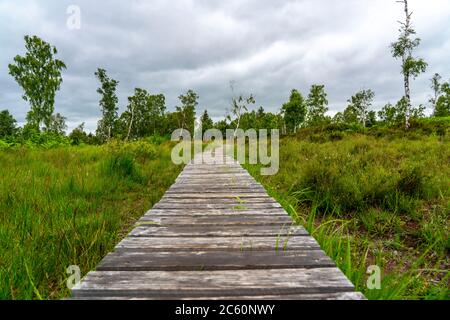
top-left (243, 132), bottom-right (449, 299)
top-left (0, 140), bottom-right (182, 299)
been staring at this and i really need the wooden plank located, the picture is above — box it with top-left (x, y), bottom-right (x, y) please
top-left (152, 203), bottom-right (282, 210)
top-left (162, 193), bottom-right (270, 198)
top-left (70, 292), bottom-right (366, 300)
top-left (137, 215), bottom-right (293, 226)
top-left (71, 268), bottom-right (355, 298)
top-left (173, 177), bottom-right (257, 181)
top-left (178, 172), bottom-right (249, 176)
top-left (115, 236), bottom-right (321, 251)
top-left (176, 174), bottom-right (253, 178)
top-left (128, 225), bottom-right (308, 237)
top-left (166, 187), bottom-right (267, 193)
top-left (179, 172), bottom-right (247, 176)
top-left (96, 250), bottom-right (335, 271)
top-left (170, 183), bottom-right (262, 188)
top-left (146, 208), bottom-right (290, 216)
top-left (158, 198), bottom-right (277, 204)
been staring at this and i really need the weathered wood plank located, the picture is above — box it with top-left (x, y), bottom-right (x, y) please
top-left (96, 250), bottom-right (335, 271)
top-left (70, 292), bottom-right (366, 300)
top-left (72, 268), bottom-right (355, 298)
top-left (166, 187), bottom-right (267, 193)
top-left (146, 209), bottom-right (289, 216)
top-left (178, 172), bottom-right (249, 176)
top-left (159, 198), bottom-right (277, 204)
top-left (137, 215), bottom-right (293, 226)
top-left (162, 193), bottom-right (269, 198)
top-left (174, 176), bottom-right (257, 181)
top-left (152, 203), bottom-right (282, 210)
top-left (115, 236), bottom-right (321, 251)
top-left (128, 225), bottom-right (308, 237)
top-left (170, 184), bottom-right (262, 189)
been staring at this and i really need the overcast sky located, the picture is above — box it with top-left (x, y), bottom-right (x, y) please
top-left (1, 0), bottom-right (449, 132)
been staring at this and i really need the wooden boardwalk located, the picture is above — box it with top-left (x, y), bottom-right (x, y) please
top-left (71, 147), bottom-right (365, 300)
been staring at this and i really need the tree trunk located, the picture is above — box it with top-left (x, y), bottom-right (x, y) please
top-left (126, 103), bottom-right (135, 141)
top-left (233, 110), bottom-right (241, 138)
top-left (404, 71), bottom-right (411, 129)
top-left (403, 0), bottom-right (411, 130)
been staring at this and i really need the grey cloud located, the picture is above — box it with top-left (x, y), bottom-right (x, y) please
top-left (0, 0), bottom-right (449, 131)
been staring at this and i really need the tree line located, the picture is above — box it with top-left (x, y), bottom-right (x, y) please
top-left (1, 0), bottom-right (449, 142)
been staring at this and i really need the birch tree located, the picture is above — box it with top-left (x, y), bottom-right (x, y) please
top-left (228, 82), bottom-right (255, 137)
top-left (125, 88), bottom-right (148, 141)
top-left (347, 89), bottom-right (375, 128)
top-left (95, 68), bottom-right (119, 141)
top-left (281, 89), bottom-right (307, 133)
top-left (391, 0), bottom-right (427, 129)
top-left (429, 73), bottom-right (442, 111)
top-left (306, 84), bottom-right (329, 125)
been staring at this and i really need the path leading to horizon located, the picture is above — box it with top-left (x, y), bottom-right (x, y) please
top-left (71, 147), bottom-right (364, 300)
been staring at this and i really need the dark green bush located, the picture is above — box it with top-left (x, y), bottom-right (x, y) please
top-left (397, 165), bottom-right (426, 197)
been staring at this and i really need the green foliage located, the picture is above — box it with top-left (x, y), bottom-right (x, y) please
top-left (378, 103), bottom-right (398, 126)
top-left (69, 123), bottom-right (90, 145)
top-left (306, 84), bottom-right (329, 125)
top-left (200, 110), bottom-right (214, 135)
top-left (347, 89), bottom-right (375, 127)
top-left (343, 104), bottom-right (358, 124)
top-left (0, 139), bottom-right (12, 150)
top-left (0, 110), bottom-right (17, 138)
top-left (47, 113), bottom-right (67, 135)
top-left (228, 88), bottom-right (256, 135)
top-left (214, 119), bottom-right (230, 136)
top-left (227, 108), bottom-right (281, 135)
top-left (429, 73), bottom-right (442, 108)
top-left (176, 89), bottom-right (198, 136)
top-left (8, 35), bottom-right (66, 130)
top-left (281, 89), bottom-right (307, 133)
top-left (95, 68), bottom-right (119, 141)
top-left (390, 0), bottom-right (427, 129)
top-left (434, 82), bottom-right (450, 117)
top-left (378, 97), bottom-right (425, 127)
top-left (120, 88), bottom-right (167, 140)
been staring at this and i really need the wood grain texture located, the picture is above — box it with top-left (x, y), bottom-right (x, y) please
top-left (145, 208), bottom-right (289, 216)
top-left (159, 198), bottom-right (277, 204)
top-left (97, 250), bottom-right (335, 271)
top-left (70, 292), bottom-right (366, 300)
top-left (129, 225), bottom-right (308, 237)
top-left (72, 268), bottom-right (355, 298)
top-left (115, 236), bottom-right (322, 251)
top-left (152, 202), bottom-right (282, 210)
top-left (137, 214), bottom-right (293, 226)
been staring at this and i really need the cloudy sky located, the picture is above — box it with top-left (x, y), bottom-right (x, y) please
top-left (1, 0), bottom-right (449, 132)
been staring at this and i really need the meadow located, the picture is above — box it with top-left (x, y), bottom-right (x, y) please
top-left (0, 122), bottom-right (448, 300)
top-left (0, 140), bottom-right (182, 299)
top-left (242, 124), bottom-right (449, 299)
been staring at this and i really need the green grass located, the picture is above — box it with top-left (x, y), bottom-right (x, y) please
top-left (241, 130), bottom-right (449, 300)
top-left (0, 140), bottom-right (183, 299)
